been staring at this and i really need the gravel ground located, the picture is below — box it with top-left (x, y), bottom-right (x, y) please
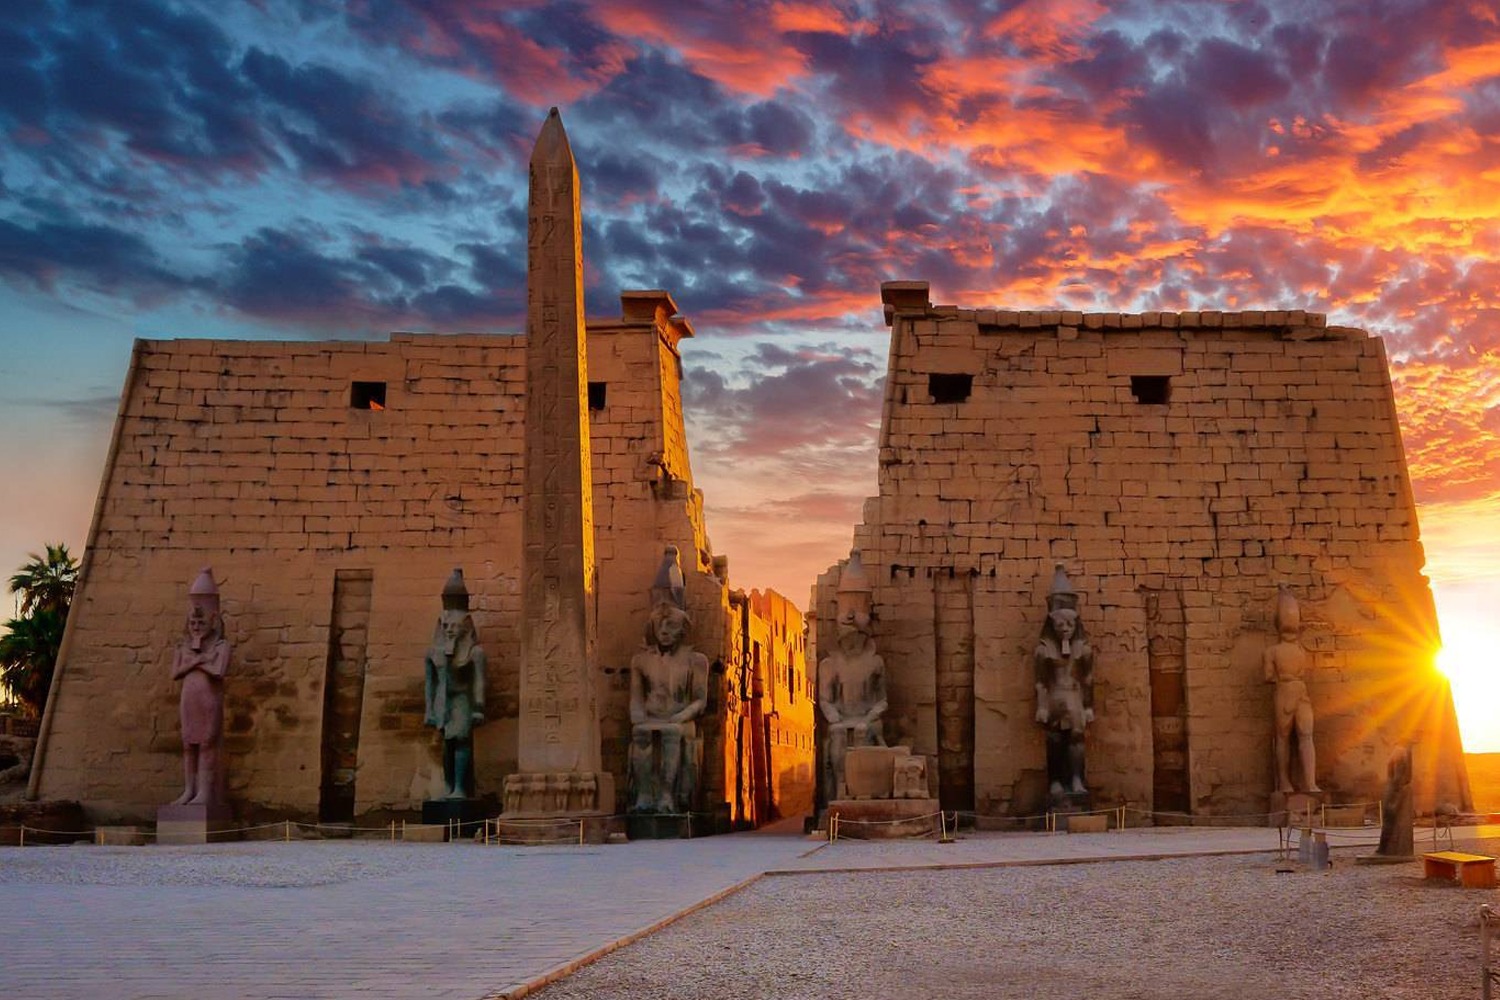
top-left (535, 838), bottom-right (1500, 1000)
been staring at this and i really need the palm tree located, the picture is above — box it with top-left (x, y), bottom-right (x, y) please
top-left (0, 609), bottom-right (66, 716)
top-left (8, 544), bottom-right (78, 617)
top-left (1, 544), bottom-right (79, 717)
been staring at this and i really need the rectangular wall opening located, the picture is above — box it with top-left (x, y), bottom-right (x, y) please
top-left (587, 381), bottom-right (607, 410)
top-left (1130, 375), bottom-right (1171, 404)
top-left (350, 381), bottom-right (387, 410)
top-left (928, 373), bottom-right (973, 404)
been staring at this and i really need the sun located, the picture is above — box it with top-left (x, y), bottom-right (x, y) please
top-left (1435, 614), bottom-right (1500, 753)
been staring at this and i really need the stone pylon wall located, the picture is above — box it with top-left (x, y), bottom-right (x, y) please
top-left (32, 294), bottom-right (759, 824)
top-left (819, 283), bottom-right (1470, 820)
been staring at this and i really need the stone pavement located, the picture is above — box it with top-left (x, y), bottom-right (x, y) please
top-left (0, 833), bottom-right (815, 1000)
top-left (1, 822), bottom-right (1494, 1000)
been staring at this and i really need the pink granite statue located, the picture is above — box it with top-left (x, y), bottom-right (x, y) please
top-left (1034, 565), bottom-right (1095, 799)
top-left (171, 567), bottom-right (231, 806)
top-left (1264, 587), bottom-right (1319, 793)
top-left (819, 549), bottom-right (887, 799)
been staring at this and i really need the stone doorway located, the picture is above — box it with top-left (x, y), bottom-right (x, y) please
top-left (1145, 587), bottom-right (1191, 814)
top-left (934, 573), bottom-right (975, 812)
top-left (318, 569), bottom-right (373, 824)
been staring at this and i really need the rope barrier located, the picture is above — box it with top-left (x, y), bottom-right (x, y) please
top-left (827, 810), bottom-right (945, 842)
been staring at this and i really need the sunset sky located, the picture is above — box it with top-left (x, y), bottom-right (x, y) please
top-left (1, 1), bottom-right (1497, 749)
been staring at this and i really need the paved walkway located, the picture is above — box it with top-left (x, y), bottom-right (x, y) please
top-left (0, 822), bottom-right (1493, 999)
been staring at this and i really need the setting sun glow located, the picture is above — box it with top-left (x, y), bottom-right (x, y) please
top-left (1435, 614), bottom-right (1500, 754)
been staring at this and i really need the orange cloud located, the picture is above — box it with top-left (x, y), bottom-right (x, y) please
top-left (983, 0), bottom-right (1111, 60)
top-left (1391, 353), bottom-right (1500, 504)
top-left (590, 3), bottom-right (812, 96)
top-left (769, 1), bottom-right (852, 35)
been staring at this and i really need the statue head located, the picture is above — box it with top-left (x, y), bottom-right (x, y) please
top-left (834, 548), bottom-right (874, 651)
top-left (434, 568), bottom-right (478, 659)
top-left (835, 604), bottom-right (873, 649)
top-left (185, 567), bottom-right (223, 652)
top-left (437, 609), bottom-right (476, 658)
top-left (1048, 608), bottom-right (1078, 641)
top-left (1274, 587), bottom-right (1300, 641)
top-left (1040, 605), bottom-right (1086, 657)
top-left (646, 600), bottom-right (691, 651)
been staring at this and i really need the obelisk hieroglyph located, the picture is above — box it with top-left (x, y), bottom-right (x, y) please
top-left (503, 107), bottom-right (614, 818)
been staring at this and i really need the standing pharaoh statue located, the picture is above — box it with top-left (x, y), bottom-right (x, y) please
top-left (1034, 565), bottom-right (1095, 801)
top-left (171, 567), bottom-right (231, 806)
top-left (1264, 587), bottom-right (1319, 793)
top-left (424, 569), bottom-right (488, 800)
top-left (819, 549), bottom-right (887, 800)
top-left (628, 546), bottom-right (708, 813)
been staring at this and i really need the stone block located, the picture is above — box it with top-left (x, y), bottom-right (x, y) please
top-left (1066, 814), bottom-right (1109, 833)
top-left (826, 798), bottom-right (941, 839)
top-left (156, 803), bottom-right (235, 846)
top-left (401, 823), bottom-right (447, 843)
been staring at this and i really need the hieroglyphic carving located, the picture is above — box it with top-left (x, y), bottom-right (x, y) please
top-left (516, 106), bottom-right (603, 780)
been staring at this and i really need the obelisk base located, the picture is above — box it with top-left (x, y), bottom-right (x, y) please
top-left (497, 772), bottom-right (617, 844)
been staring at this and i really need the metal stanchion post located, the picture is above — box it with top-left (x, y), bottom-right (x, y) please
top-left (1482, 904), bottom-right (1497, 1000)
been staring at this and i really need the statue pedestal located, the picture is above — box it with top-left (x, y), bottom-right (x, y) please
top-left (499, 771), bottom-right (617, 844)
top-left (625, 811), bottom-right (716, 840)
top-left (826, 798), bottom-right (941, 839)
top-left (156, 803), bottom-right (234, 845)
top-left (421, 799), bottom-right (489, 841)
top-left (1048, 788), bottom-right (1092, 815)
top-left (1269, 789), bottom-right (1323, 828)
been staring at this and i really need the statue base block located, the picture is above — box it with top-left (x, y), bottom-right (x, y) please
top-left (492, 812), bottom-right (618, 845)
top-left (826, 798), bottom-right (941, 839)
top-left (1269, 790), bottom-right (1324, 828)
top-left (1048, 789), bottom-right (1092, 814)
top-left (156, 803), bottom-right (234, 845)
top-left (421, 799), bottom-right (489, 841)
top-left (625, 811), bottom-right (715, 840)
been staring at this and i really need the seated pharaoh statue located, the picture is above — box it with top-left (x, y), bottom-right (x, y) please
top-left (819, 549), bottom-right (887, 799)
top-left (1034, 564), bottom-right (1095, 800)
top-left (628, 546), bottom-right (708, 814)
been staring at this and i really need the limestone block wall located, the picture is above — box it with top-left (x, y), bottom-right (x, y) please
top-left (33, 293), bottom-right (765, 824)
top-left (32, 334), bottom-right (527, 820)
top-left (820, 284), bottom-right (1470, 820)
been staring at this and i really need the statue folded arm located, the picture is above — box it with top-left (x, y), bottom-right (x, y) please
top-left (668, 652), bottom-right (708, 724)
top-left (422, 654), bottom-right (443, 728)
top-left (1033, 647), bottom-right (1051, 724)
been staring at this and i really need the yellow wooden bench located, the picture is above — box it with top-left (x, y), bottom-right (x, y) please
top-left (1424, 851), bottom-right (1497, 888)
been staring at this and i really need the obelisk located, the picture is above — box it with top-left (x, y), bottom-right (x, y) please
top-left (503, 107), bottom-right (614, 821)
